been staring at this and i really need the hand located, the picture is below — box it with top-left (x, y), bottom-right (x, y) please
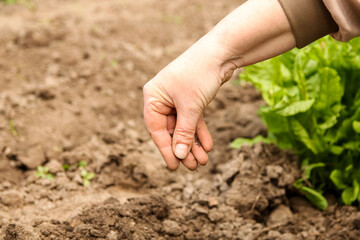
top-left (143, 36), bottom-right (234, 170)
top-left (143, 0), bottom-right (295, 170)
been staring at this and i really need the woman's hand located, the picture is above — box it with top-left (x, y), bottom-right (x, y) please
top-left (143, 36), bottom-right (233, 170)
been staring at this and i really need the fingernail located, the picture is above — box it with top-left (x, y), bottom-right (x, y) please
top-left (175, 144), bottom-right (188, 159)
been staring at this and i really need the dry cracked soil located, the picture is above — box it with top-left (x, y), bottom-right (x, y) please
top-left (0, 0), bottom-right (360, 239)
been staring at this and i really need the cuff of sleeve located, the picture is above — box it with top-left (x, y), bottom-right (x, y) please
top-left (278, 0), bottom-right (339, 48)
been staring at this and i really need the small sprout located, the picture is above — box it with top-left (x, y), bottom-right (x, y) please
top-left (53, 146), bottom-right (63, 152)
top-left (77, 160), bottom-right (87, 168)
top-left (110, 60), bottom-right (118, 68)
top-left (81, 170), bottom-right (95, 187)
top-left (9, 120), bottom-right (19, 137)
top-left (35, 166), bottom-right (54, 181)
top-left (162, 14), bottom-right (182, 24)
top-left (62, 164), bottom-right (70, 171)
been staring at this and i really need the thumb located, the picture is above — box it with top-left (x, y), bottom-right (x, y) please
top-left (172, 108), bottom-right (201, 160)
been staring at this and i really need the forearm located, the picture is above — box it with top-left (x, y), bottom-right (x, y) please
top-left (192, 0), bottom-right (296, 82)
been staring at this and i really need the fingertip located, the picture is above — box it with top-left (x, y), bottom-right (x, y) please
top-left (203, 137), bottom-right (213, 153)
top-left (196, 116), bottom-right (213, 152)
top-left (167, 161), bottom-right (180, 171)
top-left (181, 152), bottom-right (198, 171)
top-left (174, 143), bottom-right (190, 159)
top-left (192, 142), bottom-right (209, 166)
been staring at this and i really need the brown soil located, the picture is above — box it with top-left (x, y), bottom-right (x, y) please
top-left (0, 0), bottom-right (359, 239)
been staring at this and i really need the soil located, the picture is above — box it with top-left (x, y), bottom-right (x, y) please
top-left (0, 0), bottom-right (359, 239)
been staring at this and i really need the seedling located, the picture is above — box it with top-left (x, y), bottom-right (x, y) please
top-left (62, 164), bottom-right (70, 171)
top-left (77, 160), bottom-right (87, 168)
top-left (35, 166), bottom-right (54, 181)
top-left (81, 170), bottom-right (95, 187)
top-left (9, 120), bottom-right (19, 137)
top-left (110, 60), bottom-right (118, 68)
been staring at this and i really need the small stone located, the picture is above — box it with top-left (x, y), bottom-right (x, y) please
top-left (183, 184), bottom-right (195, 200)
top-left (353, 212), bottom-right (360, 229)
top-left (267, 205), bottom-right (293, 226)
top-left (208, 209), bottom-right (224, 222)
top-left (279, 233), bottom-right (296, 240)
top-left (300, 231), bottom-right (309, 239)
top-left (266, 165), bottom-right (283, 179)
top-left (268, 230), bottom-right (281, 238)
top-left (278, 172), bottom-right (294, 187)
top-left (73, 173), bottom-right (83, 185)
top-left (192, 203), bottom-right (208, 215)
top-left (289, 196), bottom-right (314, 213)
top-left (19, 146), bottom-right (46, 169)
top-left (162, 220), bottom-right (182, 236)
top-left (0, 190), bottom-right (23, 207)
top-left (45, 159), bottom-right (63, 173)
top-left (208, 196), bottom-right (219, 208)
top-left (106, 230), bottom-right (118, 240)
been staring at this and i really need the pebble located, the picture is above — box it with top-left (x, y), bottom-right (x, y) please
top-left (208, 209), bottom-right (224, 222)
top-left (267, 204), bottom-right (293, 226)
top-left (0, 190), bottom-right (23, 207)
top-left (19, 146), bottom-right (46, 169)
top-left (162, 220), bottom-right (182, 236)
top-left (46, 159), bottom-right (63, 173)
top-left (265, 165), bottom-right (283, 179)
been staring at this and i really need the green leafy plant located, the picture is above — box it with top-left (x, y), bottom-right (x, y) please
top-left (81, 170), bottom-right (95, 187)
top-left (234, 36), bottom-right (360, 209)
top-left (35, 166), bottom-right (54, 181)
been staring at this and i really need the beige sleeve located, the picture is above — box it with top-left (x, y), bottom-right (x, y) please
top-left (323, 0), bottom-right (360, 42)
top-left (278, 0), bottom-right (338, 48)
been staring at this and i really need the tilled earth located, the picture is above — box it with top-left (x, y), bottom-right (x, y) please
top-left (0, 0), bottom-right (360, 239)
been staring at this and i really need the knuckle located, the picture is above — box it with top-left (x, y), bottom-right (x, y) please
top-left (174, 128), bottom-right (195, 143)
top-left (142, 82), bottom-right (152, 96)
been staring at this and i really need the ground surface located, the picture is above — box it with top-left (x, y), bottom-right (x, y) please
top-left (0, 0), bottom-right (360, 239)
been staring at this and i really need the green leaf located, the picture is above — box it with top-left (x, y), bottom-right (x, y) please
top-left (78, 161), bottom-right (87, 168)
top-left (343, 141), bottom-right (360, 150)
top-left (330, 145), bottom-right (344, 155)
top-left (314, 68), bottom-right (343, 113)
top-left (9, 120), bottom-right (19, 137)
top-left (300, 186), bottom-right (328, 210)
top-left (62, 164), bottom-right (70, 171)
top-left (341, 180), bottom-right (359, 205)
top-left (303, 162), bottom-right (325, 180)
top-left (86, 172), bottom-right (95, 180)
top-left (353, 121), bottom-right (360, 133)
top-left (294, 178), bottom-right (304, 189)
top-left (318, 115), bottom-right (338, 131)
top-left (330, 169), bottom-right (348, 190)
top-left (231, 135), bottom-right (271, 149)
top-left (276, 99), bottom-right (315, 117)
top-left (47, 173), bottom-right (55, 181)
top-left (289, 119), bottom-right (318, 154)
top-left (83, 179), bottom-right (90, 187)
top-left (81, 170), bottom-right (88, 177)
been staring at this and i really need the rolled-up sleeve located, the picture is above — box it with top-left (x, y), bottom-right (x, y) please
top-left (278, 0), bottom-right (338, 48)
top-left (323, 0), bottom-right (360, 42)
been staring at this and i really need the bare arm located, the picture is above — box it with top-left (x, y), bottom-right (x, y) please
top-left (143, 0), bottom-right (296, 170)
